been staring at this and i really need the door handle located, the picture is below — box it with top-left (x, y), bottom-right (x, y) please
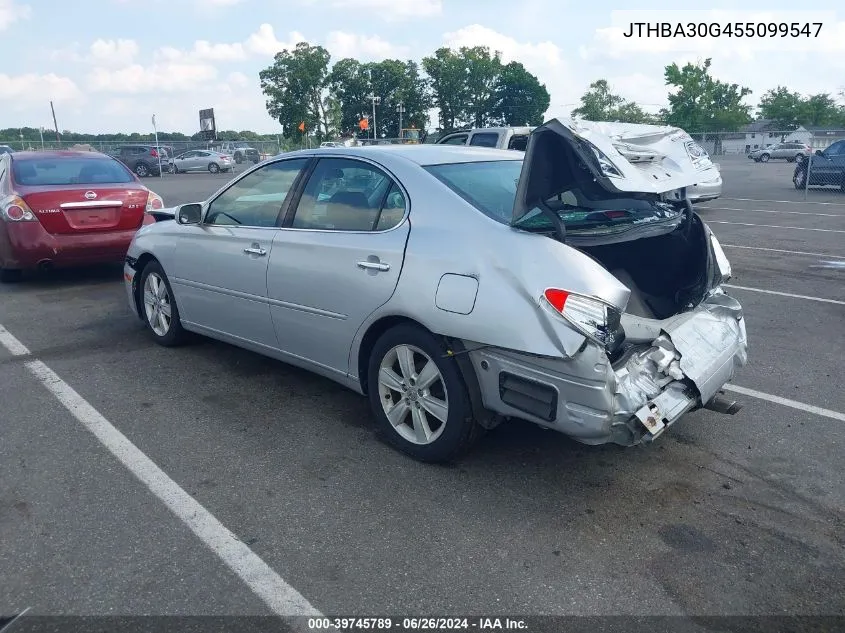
top-left (244, 247), bottom-right (267, 256)
top-left (357, 260), bottom-right (390, 272)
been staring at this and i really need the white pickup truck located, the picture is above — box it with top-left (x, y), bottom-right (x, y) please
top-left (435, 127), bottom-right (533, 151)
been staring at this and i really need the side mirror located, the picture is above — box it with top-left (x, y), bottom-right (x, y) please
top-left (176, 203), bottom-right (203, 225)
top-left (815, 149), bottom-right (825, 157)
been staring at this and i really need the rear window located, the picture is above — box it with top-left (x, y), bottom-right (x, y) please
top-left (426, 160), bottom-right (679, 233)
top-left (469, 133), bottom-right (500, 148)
top-left (13, 157), bottom-right (135, 186)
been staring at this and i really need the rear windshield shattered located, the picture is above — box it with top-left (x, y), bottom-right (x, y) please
top-left (13, 157), bottom-right (135, 186)
top-left (425, 160), bottom-right (681, 233)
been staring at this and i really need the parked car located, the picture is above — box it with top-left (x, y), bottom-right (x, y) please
top-left (749, 142), bottom-right (811, 163)
top-left (0, 151), bottom-right (163, 282)
top-left (436, 126), bottom-right (533, 151)
top-left (114, 145), bottom-right (165, 178)
top-left (793, 140), bottom-right (845, 190)
top-left (0, 145), bottom-right (15, 155)
top-left (123, 119), bottom-right (747, 462)
top-left (169, 150), bottom-right (233, 174)
top-left (218, 141), bottom-right (260, 164)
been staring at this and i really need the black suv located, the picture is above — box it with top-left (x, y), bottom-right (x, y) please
top-left (114, 145), bottom-right (167, 177)
top-left (793, 139), bottom-right (845, 190)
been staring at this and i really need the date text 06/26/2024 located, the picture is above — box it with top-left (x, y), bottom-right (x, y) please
top-left (307, 618), bottom-right (528, 631)
top-left (622, 22), bottom-right (823, 38)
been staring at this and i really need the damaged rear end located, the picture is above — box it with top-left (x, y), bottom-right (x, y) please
top-left (475, 118), bottom-right (748, 445)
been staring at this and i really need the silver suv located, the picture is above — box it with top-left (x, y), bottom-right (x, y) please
top-left (749, 142), bottom-right (811, 163)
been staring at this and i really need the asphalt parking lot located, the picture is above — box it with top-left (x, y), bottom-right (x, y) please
top-left (1, 155), bottom-right (844, 626)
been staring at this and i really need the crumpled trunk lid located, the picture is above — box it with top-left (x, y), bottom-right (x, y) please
top-left (512, 118), bottom-right (715, 224)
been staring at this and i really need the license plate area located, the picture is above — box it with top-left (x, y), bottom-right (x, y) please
top-left (634, 383), bottom-right (698, 437)
top-left (64, 208), bottom-right (120, 230)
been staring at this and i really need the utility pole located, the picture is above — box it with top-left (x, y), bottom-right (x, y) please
top-left (367, 69), bottom-right (380, 142)
top-left (396, 102), bottom-right (405, 142)
top-left (50, 101), bottom-right (60, 144)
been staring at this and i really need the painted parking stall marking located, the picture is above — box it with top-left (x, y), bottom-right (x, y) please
top-left (722, 245), bottom-right (845, 259)
top-left (724, 284), bottom-right (845, 306)
top-left (0, 322), bottom-right (322, 621)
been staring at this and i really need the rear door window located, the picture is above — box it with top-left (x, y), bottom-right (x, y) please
top-left (469, 133), bottom-right (500, 148)
top-left (439, 134), bottom-right (469, 145)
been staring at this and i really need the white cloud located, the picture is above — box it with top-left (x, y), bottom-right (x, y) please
top-left (245, 24), bottom-right (305, 57)
top-left (0, 73), bottom-right (83, 115)
top-left (325, 31), bottom-right (409, 60)
top-left (299, 0), bottom-right (441, 21)
top-left (156, 40), bottom-right (247, 62)
top-left (0, 0), bottom-right (30, 30)
top-left (87, 63), bottom-right (219, 94)
top-left (442, 24), bottom-right (575, 112)
top-left (88, 38), bottom-right (140, 66)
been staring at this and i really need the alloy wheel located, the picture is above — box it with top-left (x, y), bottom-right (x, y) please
top-left (377, 344), bottom-right (449, 445)
top-left (143, 272), bottom-right (172, 336)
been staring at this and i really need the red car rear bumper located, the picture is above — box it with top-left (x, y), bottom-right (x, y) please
top-left (0, 221), bottom-right (140, 270)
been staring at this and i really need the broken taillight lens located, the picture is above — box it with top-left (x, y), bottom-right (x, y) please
top-left (543, 288), bottom-right (623, 349)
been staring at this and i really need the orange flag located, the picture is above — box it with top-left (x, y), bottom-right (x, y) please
top-left (358, 118), bottom-right (369, 131)
top-left (298, 121), bottom-right (305, 133)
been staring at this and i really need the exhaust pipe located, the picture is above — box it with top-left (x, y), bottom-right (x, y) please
top-left (37, 259), bottom-right (54, 272)
top-left (704, 392), bottom-right (743, 415)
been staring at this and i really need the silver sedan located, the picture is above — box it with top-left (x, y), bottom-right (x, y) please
top-left (169, 150), bottom-right (234, 174)
top-left (124, 121), bottom-right (748, 462)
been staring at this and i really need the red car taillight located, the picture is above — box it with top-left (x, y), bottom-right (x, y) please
top-left (1, 195), bottom-right (38, 222)
top-left (543, 288), bottom-right (623, 348)
top-left (145, 191), bottom-right (164, 213)
top-left (150, 149), bottom-right (159, 157)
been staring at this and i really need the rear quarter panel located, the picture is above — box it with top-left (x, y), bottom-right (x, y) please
top-left (349, 157), bottom-right (632, 375)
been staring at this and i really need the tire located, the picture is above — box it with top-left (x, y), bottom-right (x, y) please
top-left (0, 268), bottom-right (23, 283)
top-left (208, 162), bottom-right (220, 174)
top-left (793, 168), bottom-right (806, 189)
top-left (795, 153), bottom-right (804, 163)
top-left (135, 163), bottom-right (150, 177)
top-left (367, 324), bottom-right (482, 462)
top-left (760, 153), bottom-right (770, 163)
top-left (234, 153), bottom-right (243, 164)
top-left (754, 158), bottom-right (760, 163)
top-left (138, 260), bottom-right (188, 346)
top-left (170, 164), bottom-right (178, 174)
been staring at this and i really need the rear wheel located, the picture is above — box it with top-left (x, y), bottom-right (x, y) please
top-left (367, 324), bottom-right (482, 462)
top-left (795, 153), bottom-right (804, 163)
top-left (135, 163), bottom-right (150, 177)
top-left (760, 153), bottom-right (770, 163)
top-left (0, 268), bottom-right (23, 283)
top-left (170, 163), bottom-right (178, 174)
top-left (208, 162), bottom-right (220, 174)
top-left (234, 153), bottom-right (243, 164)
top-left (139, 261), bottom-right (188, 346)
top-left (794, 168), bottom-right (807, 189)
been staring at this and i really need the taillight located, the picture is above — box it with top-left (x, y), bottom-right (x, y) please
top-left (150, 149), bottom-right (159, 157)
top-left (219, 154), bottom-right (230, 159)
top-left (1, 195), bottom-right (38, 222)
top-left (145, 191), bottom-right (164, 213)
top-left (542, 288), bottom-right (623, 348)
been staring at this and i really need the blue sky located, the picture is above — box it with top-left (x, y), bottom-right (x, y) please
top-left (1, 0), bottom-right (843, 134)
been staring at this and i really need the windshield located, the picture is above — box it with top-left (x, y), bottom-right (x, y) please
top-left (13, 157), bottom-right (135, 186)
top-left (425, 159), bottom-right (681, 234)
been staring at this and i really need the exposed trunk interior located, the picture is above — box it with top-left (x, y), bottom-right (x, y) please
top-left (578, 214), bottom-right (710, 321)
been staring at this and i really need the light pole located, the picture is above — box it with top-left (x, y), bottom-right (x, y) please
top-left (39, 126), bottom-right (45, 150)
top-left (367, 69), bottom-right (380, 142)
top-left (396, 102), bottom-right (405, 142)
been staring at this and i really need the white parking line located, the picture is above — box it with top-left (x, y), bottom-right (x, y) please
top-left (724, 284), bottom-right (845, 306)
top-left (0, 325), bottom-right (321, 620)
top-left (721, 197), bottom-right (845, 207)
top-left (703, 206), bottom-right (842, 217)
top-left (722, 245), bottom-right (845, 259)
top-left (709, 221), bottom-right (845, 234)
top-left (725, 385), bottom-right (845, 422)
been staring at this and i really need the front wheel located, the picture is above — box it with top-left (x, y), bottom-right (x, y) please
top-left (208, 162), bottom-right (220, 174)
top-left (795, 153), bottom-right (804, 163)
top-left (794, 168), bottom-right (807, 189)
top-left (760, 153), bottom-right (770, 163)
top-left (135, 163), bottom-right (150, 177)
top-left (139, 261), bottom-right (188, 346)
top-left (367, 325), bottom-right (482, 462)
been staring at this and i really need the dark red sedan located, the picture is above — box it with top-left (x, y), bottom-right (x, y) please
top-left (0, 150), bottom-right (163, 282)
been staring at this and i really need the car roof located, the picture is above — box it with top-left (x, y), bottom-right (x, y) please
top-left (282, 144), bottom-right (523, 166)
top-left (10, 150), bottom-right (113, 161)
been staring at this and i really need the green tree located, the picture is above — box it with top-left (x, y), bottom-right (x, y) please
top-left (489, 62), bottom-right (550, 126)
top-left (461, 46), bottom-right (502, 128)
top-left (259, 42), bottom-right (332, 140)
top-left (422, 47), bottom-right (470, 131)
top-left (572, 79), bottom-right (654, 124)
top-left (799, 93), bottom-right (842, 127)
top-left (327, 58), bottom-right (371, 136)
top-left (757, 86), bottom-right (804, 130)
top-left (661, 58), bottom-right (752, 132)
